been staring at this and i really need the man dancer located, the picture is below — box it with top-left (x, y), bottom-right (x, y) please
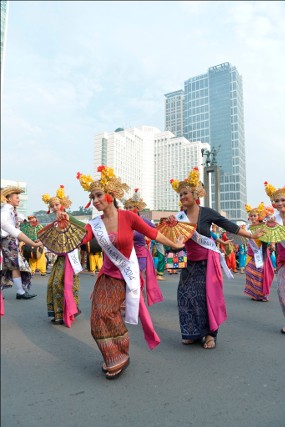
top-left (1, 186), bottom-right (42, 299)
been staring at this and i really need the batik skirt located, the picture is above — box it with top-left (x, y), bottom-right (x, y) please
top-left (47, 255), bottom-right (80, 321)
top-left (244, 259), bottom-right (268, 301)
top-left (178, 260), bottom-right (217, 341)
top-left (90, 274), bottom-right (129, 370)
top-left (0, 236), bottom-right (31, 290)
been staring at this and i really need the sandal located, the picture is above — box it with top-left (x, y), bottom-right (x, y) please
top-left (105, 359), bottom-right (130, 380)
top-left (281, 327), bottom-right (285, 335)
top-left (182, 339), bottom-right (195, 345)
top-left (202, 336), bottom-right (216, 349)
top-left (51, 318), bottom-right (64, 325)
top-left (101, 363), bottom-right (108, 373)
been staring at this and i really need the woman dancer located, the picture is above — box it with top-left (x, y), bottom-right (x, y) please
top-left (169, 167), bottom-right (264, 349)
top-left (76, 167), bottom-right (184, 379)
top-left (41, 185), bottom-right (83, 327)
top-left (265, 181), bottom-right (285, 333)
top-left (244, 203), bottom-right (275, 302)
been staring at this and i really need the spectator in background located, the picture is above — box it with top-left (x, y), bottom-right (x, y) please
top-left (1, 186), bottom-right (41, 300)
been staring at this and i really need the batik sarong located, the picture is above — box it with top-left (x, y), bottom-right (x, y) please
top-left (47, 255), bottom-right (80, 322)
top-left (178, 260), bottom-right (217, 341)
top-left (244, 255), bottom-right (274, 301)
top-left (0, 236), bottom-right (31, 290)
top-left (90, 274), bottom-right (129, 370)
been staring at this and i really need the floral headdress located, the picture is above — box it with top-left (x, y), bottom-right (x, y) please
top-left (264, 181), bottom-right (285, 205)
top-left (42, 185), bottom-right (72, 214)
top-left (77, 166), bottom-right (129, 208)
top-left (245, 202), bottom-right (274, 221)
top-left (123, 188), bottom-right (147, 211)
top-left (170, 167), bottom-right (206, 203)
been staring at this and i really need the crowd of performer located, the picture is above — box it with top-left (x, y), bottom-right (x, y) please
top-left (1, 167), bottom-right (284, 380)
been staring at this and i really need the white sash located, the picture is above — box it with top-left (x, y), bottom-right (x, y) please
top-left (67, 249), bottom-right (83, 274)
top-left (248, 239), bottom-right (263, 268)
top-left (89, 216), bottom-right (140, 325)
top-left (176, 211), bottom-right (234, 279)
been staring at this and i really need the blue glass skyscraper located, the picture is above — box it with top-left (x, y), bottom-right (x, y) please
top-left (166, 62), bottom-right (247, 221)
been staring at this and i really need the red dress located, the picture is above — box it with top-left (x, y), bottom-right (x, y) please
top-left (82, 210), bottom-right (160, 371)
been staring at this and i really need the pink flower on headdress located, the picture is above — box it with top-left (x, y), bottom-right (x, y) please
top-left (170, 179), bottom-right (174, 183)
top-left (76, 172), bottom-right (82, 179)
top-left (134, 188), bottom-right (139, 192)
top-left (193, 167), bottom-right (199, 171)
top-left (60, 185), bottom-right (64, 188)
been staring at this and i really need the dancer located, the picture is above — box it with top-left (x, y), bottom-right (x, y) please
top-left (41, 185), bottom-right (83, 326)
top-left (169, 167), bottom-right (264, 349)
top-left (237, 244), bottom-right (247, 274)
top-left (76, 167), bottom-right (184, 379)
top-left (1, 186), bottom-right (41, 299)
top-left (123, 188), bottom-right (164, 303)
top-left (264, 181), bottom-right (285, 333)
top-left (21, 215), bottom-right (46, 276)
top-left (244, 202), bottom-right (275, 302)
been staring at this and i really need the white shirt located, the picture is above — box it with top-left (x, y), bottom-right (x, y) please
top-left (1, 203), bottom-right (22, 239)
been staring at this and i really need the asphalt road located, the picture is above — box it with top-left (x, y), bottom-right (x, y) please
top-left (1, 270), bottom-right (284, 427)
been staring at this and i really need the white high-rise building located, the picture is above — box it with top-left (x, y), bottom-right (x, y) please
top-left (94, 126), bottom-right (209, 211)
top-left (94, 126), bottom-right (161, 209)
top-left (154, 131), bottom-right (210, 210)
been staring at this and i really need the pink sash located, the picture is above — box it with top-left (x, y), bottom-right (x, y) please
top-left (63, 256), bottom-right (79, 328)
top-left (135, 245), bottom-right (163, 350)
top-left (187, 240), bottom-right (227, 331)
top-left (0, 292), bottom-right (4, 317)
top-left (206, 250), bottom-right (227, 331)
top-left (262, 249), bottom-right (275, 295)
top-left (135, 245), bottom-right (164, 306)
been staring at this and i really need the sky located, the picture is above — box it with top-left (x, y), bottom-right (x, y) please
top-left (1, 0), bottom-right (285, 214)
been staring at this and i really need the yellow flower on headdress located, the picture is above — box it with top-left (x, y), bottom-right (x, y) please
top-left (264, 181), bottom-right (276, 198)
top-left (56, 185), bottom-right (65, 199)
top-left (42, 193), bottom-right (51, 205)
top-left (170, 179), bottom-right (180, 193)
top-left (76, 172), bottom-right (94, 191)
top-left (264, 180), bottom-right (285, 202)
top-left (170, 167), bottom-right (205, 202)
top-left (77, 166), bottom-right (129, 203)
top-left (188, 167), bottom-right (200, 188)
top-left (41, 185), bottom-right (72, 212)
top-left (245, 201), bottom-right (268, 220)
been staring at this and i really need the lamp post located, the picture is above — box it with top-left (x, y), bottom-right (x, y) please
top-left (201, 146), bottom-right (221, 212)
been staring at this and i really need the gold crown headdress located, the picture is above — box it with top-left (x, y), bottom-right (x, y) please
top-left (264, 181), bottom-right (285, 203)
top-left (42, 185), bottom-right (72, 214)
top-left (170, 167), bottom-right (206, 202)
top-left (77, 166), bottom-right (129, 208)
top-left (123, 188), bottom-right (147, 211)
top-left (245, 201), bottom-right (274, 221)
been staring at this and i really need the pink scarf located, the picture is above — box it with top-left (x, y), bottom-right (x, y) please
top-left (135, 245), bottom-right (164, 306)
top-left (63, 256), bottom-right (79, 328)
top-left (187, 239), bottom-right (227, 331)
top-left (0, 292), bottom-right (4, 317)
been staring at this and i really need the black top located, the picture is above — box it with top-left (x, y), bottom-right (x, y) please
top-left (181, 207), bottom-right (240, 238)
